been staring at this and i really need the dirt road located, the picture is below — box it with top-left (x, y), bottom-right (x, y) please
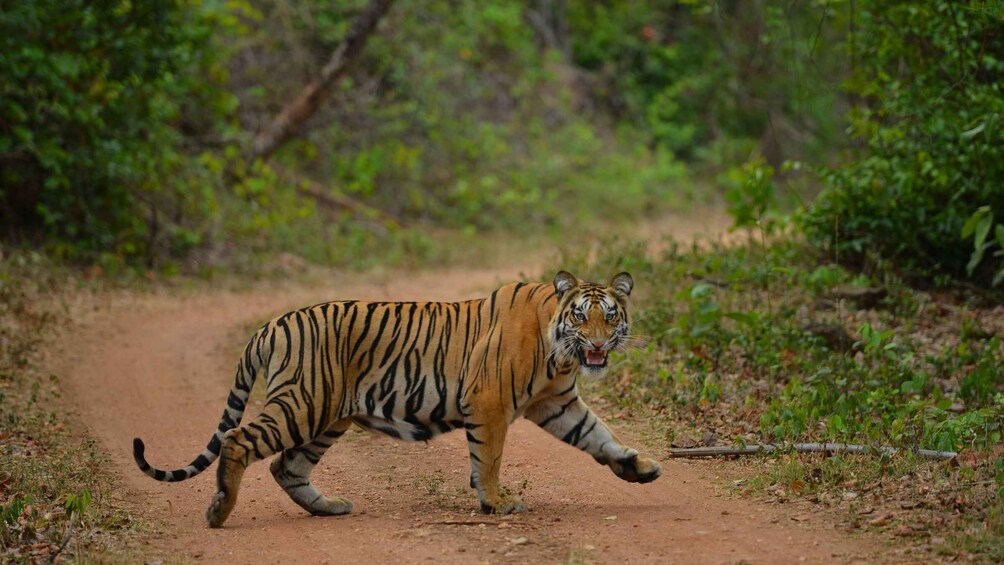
top-left (49, 216), bottom-right (879, 564)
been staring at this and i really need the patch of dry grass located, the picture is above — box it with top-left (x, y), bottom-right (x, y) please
top-left (0, 252), bottom-right (140, 562)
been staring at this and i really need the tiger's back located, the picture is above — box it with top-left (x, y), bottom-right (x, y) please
top-left (258, 282), bottom-right (560, 443)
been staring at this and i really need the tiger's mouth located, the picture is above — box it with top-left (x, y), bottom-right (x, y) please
top-left (580, 349), bottom-right (609, 368)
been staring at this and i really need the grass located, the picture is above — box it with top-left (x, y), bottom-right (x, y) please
top-left (0, 252), bottom-right (141, 562)
top-left (559, 228), bottom-right (1004, 562)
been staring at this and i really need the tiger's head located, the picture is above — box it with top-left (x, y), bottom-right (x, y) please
top-left (549, 270), bottom-right (636, 376)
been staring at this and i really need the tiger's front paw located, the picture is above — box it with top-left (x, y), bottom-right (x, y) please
top-left (610, 455), bottom-right (662, 484)
top-left (479, 494), bottom-right (526, 515)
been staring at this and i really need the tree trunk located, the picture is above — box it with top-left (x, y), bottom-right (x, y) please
top-left (249, 0), bottom-right (395, 162)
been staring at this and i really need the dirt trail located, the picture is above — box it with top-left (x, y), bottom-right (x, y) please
top-left (50, 213), bottom-right (879, 564)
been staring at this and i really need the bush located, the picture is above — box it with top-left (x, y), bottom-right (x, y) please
top-left (566, 1), bottom-right (847, 167)
top-left (0, 0), bottom-right (235, 261)
top-left (803, 1), bottom-right (1004, 286)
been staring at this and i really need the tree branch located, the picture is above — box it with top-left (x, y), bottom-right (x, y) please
top-left (668, 443), bottom-right (957, 460)
top-left (249, 0), bottom-right (395, 161)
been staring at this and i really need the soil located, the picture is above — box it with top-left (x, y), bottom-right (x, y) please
top-left (47, 212), bottom-right (883, 564)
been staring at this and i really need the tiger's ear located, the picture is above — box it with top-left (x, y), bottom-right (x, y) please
top-left (553, 271), bottom-right (578, 298)
top-left (609, 272), bottom-right (634, 296)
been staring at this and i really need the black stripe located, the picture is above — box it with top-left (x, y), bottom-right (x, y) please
top-left (509, 282), bottom-right (526, 307)
top-left (227, 391), bottom-right (244, 411)
top-left (349, 304), bottom-right (379, 361)
top-left (561, 413), bottom-right (591, 444)
top-left (537, 396), bottom-right (579, 428)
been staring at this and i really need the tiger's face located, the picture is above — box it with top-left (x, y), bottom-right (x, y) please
top-left (550, 271), bottom-right (634, 376)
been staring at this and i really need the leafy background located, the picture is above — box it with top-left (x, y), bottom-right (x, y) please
top-left (2, 1), bottom-right (1004, 561)
top-left (3, 1), bottom-right (1000, 283)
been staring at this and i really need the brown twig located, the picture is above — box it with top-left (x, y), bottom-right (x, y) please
top-left (668, 443), bottom-right (957, 460)
top-left (44, 521), bottom-right (73, 565)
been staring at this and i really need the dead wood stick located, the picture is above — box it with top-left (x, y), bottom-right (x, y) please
top-left (668, 443), bottom-right (957, 460)
top-left (44, 521), bottom-right (73, 565)
top-left (250, 0), bottom-right (395, 161)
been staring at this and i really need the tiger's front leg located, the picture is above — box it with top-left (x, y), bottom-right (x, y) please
top-left (526, 391), bottom-right (662, 484)
top-left (464, 415), bottom-right (525, 515)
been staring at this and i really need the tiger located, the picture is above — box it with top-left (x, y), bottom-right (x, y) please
top-left (133, 271), bottom-right (662, 527)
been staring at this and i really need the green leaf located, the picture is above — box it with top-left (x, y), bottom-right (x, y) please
top-left (960, 121), bottom-right (985, 140)
top-left (961, 206), bottom-right (991, 239)
top-left (968, 242), bottom-right (993, 276)
top-left (829, 414), bottom-right (846, 433)
top-left (690, 282), bottom-right (713, 300)
top-left (12, 126), bottom-right (33, 144)
top-left (974, 213), bottom-right (993, 250)
top-left (725, 311), bottom-right (759, 325)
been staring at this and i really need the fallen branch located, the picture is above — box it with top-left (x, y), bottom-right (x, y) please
top-left (250, 0), bottom-right (395, 161)
top-left (431, 519), bottom-right (500, 526)
top-left (44, 521), bottom-right (73, 565)
top-left (668, 443), bottom-right (957, 460)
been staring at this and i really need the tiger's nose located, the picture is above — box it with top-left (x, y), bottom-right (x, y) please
top-left (591, 340), bottom-right (605, 350)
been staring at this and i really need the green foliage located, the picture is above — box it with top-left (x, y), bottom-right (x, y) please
top-left (3, 0), bottom-right (997, 282)
top-left (725, 160), bottom-right (782, 234)
top-left (65, 489), bottom-right (93, 525)
top-left (563, 234), bottom-right (1004, 453)
top-left (804, 1), bottom-right (1004, 287)
top-left (1, 496), bottom-right (31, 531)
top-left (235, 0), bottom-right (690, 236)
top-left (679, 282), bottom-right (724, 341)
top-left (962, 206), bottom-right (1004, 286)
top-left (567, 0), bottom-right (847, 166)
top-left (0, 0), bottom-right (237, 261)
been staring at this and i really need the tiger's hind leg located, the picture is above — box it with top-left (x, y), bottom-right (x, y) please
top-left (206, 402), bottom-right (309, 528)
top-left (270, 418), bottom-right (353, 516)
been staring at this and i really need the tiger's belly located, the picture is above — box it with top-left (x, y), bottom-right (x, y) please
top-left (350, 370), bottom-right (465, 442)
top-left (351, 415), bottom-right (465, 441)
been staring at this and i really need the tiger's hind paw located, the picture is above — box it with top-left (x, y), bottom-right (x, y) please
top-left (206, 491), bottom-right (229, 528)
top-left (479, 494), bottom-right (525, 515)
top-left (306, 496), bottom-right (353, 516)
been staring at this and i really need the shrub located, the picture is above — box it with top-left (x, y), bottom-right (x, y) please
top-left (803, 1), bottom-right (1004, 286)
top-left (0, 0), bottom-right (235, 261)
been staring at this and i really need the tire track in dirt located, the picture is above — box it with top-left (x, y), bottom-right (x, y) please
top-left (49, 216), bottom-right (880, 564)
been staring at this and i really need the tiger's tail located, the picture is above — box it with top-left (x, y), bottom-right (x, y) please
top-left (133, 334), bottom-right (262, 482)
